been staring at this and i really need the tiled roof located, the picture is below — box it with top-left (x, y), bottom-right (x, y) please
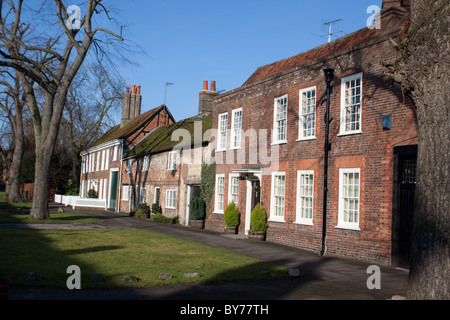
top-left (90, 105), bottom-right (168, 148)
top-left (242, 25), bottom-right (390, 86)
top-left (126, 113), bottom-right (212, 157)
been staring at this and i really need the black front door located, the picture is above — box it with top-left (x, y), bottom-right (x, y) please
top-left (251, 179), bottom-right (261, 211)
top-left (392, 145), bottom-right (418, 268)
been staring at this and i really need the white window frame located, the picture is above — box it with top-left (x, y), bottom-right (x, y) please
top-left (165, 189), bottom-right (177, 209)
top-left (101, 150), bottom-right (106, 171)
top-left (217, 112), bottom-right (228, 151)
top-left (139, 187), bottom-right (146, 204)
top-left (298, 87), bottom-right (317, 141)
top-left (269, 172), bottom-right (286, 222)
top-left (127, 159), bottom-right (132, 173)
top-left (96, 152), bottom-right (100, 172)
top-left (123, 185), bottom-right (129, 201)
top-left (167, 151), bottom-right (177, 171)
top-left (142, 155), bottom-right (150, 172)
top-left (337, 168), bottom-right (361, 230)
top-left (154, 187), bottom-right (161, 205)
top-left (228, 174), bottom-right (240, 205)
top-left (230, 108), bottom-right (242, 149)
top-left (214, 174), bottom-right (226, 213)
top-left (295, 170), bottom-right (314, 225)
top-left (105, 149), bottom-right (110, 170)
top-left (339, 73), bottom-right (363, 136)
top-left (113, 145), bottom-right (118, 161)
top-left (273, 95), bottom-right (288, 144)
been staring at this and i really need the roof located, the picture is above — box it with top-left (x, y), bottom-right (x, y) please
top-left (126, 113), bottom-right (212, 158)
top-left (90, 105), bottom-right (173, 149)
top-left (242, 22), bottom-right (397, 86)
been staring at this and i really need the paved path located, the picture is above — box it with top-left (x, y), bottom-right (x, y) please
top-left (4, 204), bottom-right (409, 301)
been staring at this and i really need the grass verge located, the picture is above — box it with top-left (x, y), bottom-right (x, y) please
top-left (0, 228), bottom-right (288, 288)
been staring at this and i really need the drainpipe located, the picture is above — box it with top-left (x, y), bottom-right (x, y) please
top-left (321, 68), bottom-right (334, 256)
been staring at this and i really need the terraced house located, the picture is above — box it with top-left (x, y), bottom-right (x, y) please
top-left (79, 85), bottom-right (175, 212)
top-left (119, 82), bottom-right (214, 225)
top-left (206, 0), bottom-right (417, 267)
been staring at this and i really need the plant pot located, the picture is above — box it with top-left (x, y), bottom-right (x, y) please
top-left (190, 219), bottom-right (205, 229)
top-left (226, 226), bottom-right (238, 234)
top-left (249, 231), bottom-right (266, 241)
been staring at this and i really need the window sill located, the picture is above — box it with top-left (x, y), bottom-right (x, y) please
top-left (296, 137), bottom-right (316, 142)
top-left (335, 224), bottom-right (360, 231)
top-left (268, 217), bottom-right (285, 223)
top-left (294, 220), bottom-right (314, 226)
top-left (337, 130), bottom-right (362, 137)
top-left (270, 141), bottom-right (287, 146)
top-left (213, 211), bottom-right (224, 215)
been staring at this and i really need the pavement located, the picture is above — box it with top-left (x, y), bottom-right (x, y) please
top-left (3, 204), bottom-right (410, 301)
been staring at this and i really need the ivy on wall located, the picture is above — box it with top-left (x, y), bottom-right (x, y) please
top-left (200, 161), bottom-right (216, 214)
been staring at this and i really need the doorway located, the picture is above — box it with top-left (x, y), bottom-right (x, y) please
top-left (187, 185), bottom-right (201, 225)
top-left (245, 175), bottom-right (261, 234)
top-left (392, 145), bottom-right (418, 268)
top-left (108, 171), bottom-right (118, 212)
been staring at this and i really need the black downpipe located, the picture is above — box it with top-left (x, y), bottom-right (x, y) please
top-left (321, 68), bottom-right (334, 256)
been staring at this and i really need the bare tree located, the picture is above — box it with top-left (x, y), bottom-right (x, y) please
top-left (60, 63), bottom-right (125, 187)
top-left (387, 0), bottom-right (449, 299)
top-left (0, 0), bottom-right (124, 219)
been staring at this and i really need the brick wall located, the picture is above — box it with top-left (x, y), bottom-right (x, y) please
top-left (207, 19), bottom-right (417, 266)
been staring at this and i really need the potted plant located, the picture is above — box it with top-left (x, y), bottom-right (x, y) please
top-left (224, 201), bottom-right (240, 234)
top-left (139, 203), bottom-right (150, 219)
top-left (189, 196), bottom-right (206, 229)
top-left (249, 204), bottom-right (267, 241)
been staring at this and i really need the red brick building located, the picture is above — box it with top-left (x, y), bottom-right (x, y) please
top-left (80, 85), bottom-right (175, 212)
top-left (207, 0), bottom-right (417, 267)
top-left (119, 82), bottom-right (214, 225)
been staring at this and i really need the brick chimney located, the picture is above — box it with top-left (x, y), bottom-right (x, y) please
top-left (380, 0), bottom-right (410, 25)
top-left (198, 80), bottom-right (219, 115)
top-left (121, 85), bottom-right (142, 128)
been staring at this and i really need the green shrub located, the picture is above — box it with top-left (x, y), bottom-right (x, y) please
top-left (134, 209), bottom-right (143, 218)
top-left (151, 213), bottom-right (179, 224)
top-left (250, 204), bottom-right (267, 232)
top-left (190, 196), bottom-right (206, 220)
top-left (87, 189), bottom-right (97, 199)
top-left (151, 203), bottom-right (162, 214)
top-left (224, 201), bottom-right (240, 227)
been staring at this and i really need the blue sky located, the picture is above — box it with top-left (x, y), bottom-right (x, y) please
top-left (107, 0), bottom-right (382, 122)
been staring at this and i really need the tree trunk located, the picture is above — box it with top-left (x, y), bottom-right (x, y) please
top-left (7, 137), bottom-right (24, 203)
top-left (396, 0), bottom-right (450, 300)
top-left (7, 103), bottom-right (25, 203)
top-left (29, 145), bottom-right (52, 219)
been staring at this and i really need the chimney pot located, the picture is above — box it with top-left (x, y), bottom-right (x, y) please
top-left (210, 81), bottom-right (216, 92)
top-left (203, 81), bottom-right (208, 91)
top-left (131, 85), bottom-right (136, 94)
top-left (137, 86), bottom-right (141, 95)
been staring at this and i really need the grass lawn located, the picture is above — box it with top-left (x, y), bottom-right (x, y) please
top-left (0, 228), bottom-right (288, 288)
top-left (0, 191), bottom-right (103, 224)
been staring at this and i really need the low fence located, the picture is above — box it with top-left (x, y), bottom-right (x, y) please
top-left (54, 195), bottom-right (107, 210)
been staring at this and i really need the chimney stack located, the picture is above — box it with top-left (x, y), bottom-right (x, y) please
top-left (121, 84), bottom-right (143, 128)
top-left (380, 0), bottom-right (409, 27)
top-left (198, 80), bottom-right (219, 116)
